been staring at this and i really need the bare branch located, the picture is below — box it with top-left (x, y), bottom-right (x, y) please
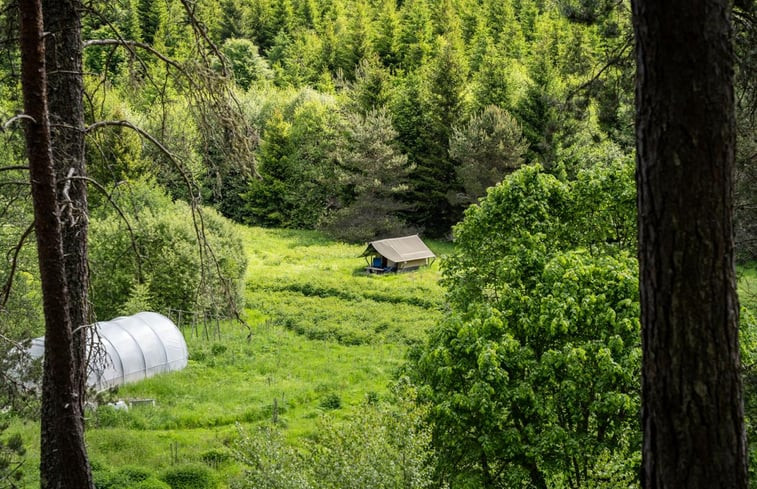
top-left (565, 35), bottom-right (633, 103)
top-left (0, 221), bottom-right (34, 312)
top-left (177, 0), bottom-right (229, 77)
top-left (0, 181), bottom-right (30, 188)
top-left (85, 119), bottom-right (198, 194)
top-left (1, 113), bottom-right (36, 131)
top-left (64, 175), bottom-right (144, 282)
top-left (83, 40), bottom-right (190, 83)
top-left (0, 165), bottom-right (29, 172)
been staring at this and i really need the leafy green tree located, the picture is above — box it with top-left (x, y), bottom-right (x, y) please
top-left (321, 109), bottom-right (414, 243)
top-left (412, 252), bottom-right (640, 488)
top-left (89, 179), bottom-right (246, 319)
top-left (449, 105), bottom-right (527, 203)
top-left (409, 163), bottom-right (640, 488)
top-left (244, 94), bottom-right (340, 228)
top-left (233, 400), bottom-right (435, 489)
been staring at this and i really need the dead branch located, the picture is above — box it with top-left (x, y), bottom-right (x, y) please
top-left (1, 113), bottom-right (36, 131)
top-left (82, 39), bottom-right (196, 88)
top-left (565, 34), bottom-right (633, 103)
top-left (177, 0), bottom-right (229, 77)
top-left (64, 175), bottom-right (144, 283)
top-left (0, 221), bottom-right (34, 312)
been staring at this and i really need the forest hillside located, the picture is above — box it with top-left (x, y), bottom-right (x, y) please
top-left (0, 0), bottom-right (755, 488)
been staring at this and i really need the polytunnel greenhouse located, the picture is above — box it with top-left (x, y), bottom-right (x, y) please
top-left (29, 312), bottom-right (188, 391)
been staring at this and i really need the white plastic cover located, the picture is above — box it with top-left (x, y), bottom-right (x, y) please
top-left (29, 312), bottom-right (188, 391)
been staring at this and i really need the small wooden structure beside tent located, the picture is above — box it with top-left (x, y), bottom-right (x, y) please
top-left (361, 235), bottom-right (436, 273)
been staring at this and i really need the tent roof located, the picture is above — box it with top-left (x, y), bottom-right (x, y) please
top-left (361, 235), bottom-right (436, 263)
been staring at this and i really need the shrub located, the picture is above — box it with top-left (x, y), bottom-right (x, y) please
top-left (94, 470), bottom-right (131, 489)
top-left (160, 464), bottom-right (217, 489)
top-left (118, 466), bottom-right (152, 483)
top-left (132, 478), bottom-right (172, 489)
top-left (90, 179), bottom-right (247, 319)
top-left (319, 393), bottom-right (341, 410)
top-left (200, 448), bottom-right (231, 468)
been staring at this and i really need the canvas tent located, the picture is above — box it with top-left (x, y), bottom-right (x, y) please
top-left (28, 312), bottom-right (188, 391)
top-left (361, 235), bottom-right (436, 273)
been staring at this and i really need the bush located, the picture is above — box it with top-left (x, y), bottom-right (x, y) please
top-left (200, 448), bottom-right (231, 468)
top-left (95, 465), bottom-right (156, 489)
top-left (118, 466), bottom-right (152, 483)
top-left (132, 478), bottom-right (171, 489)
top-left (160, 464), bottom-right (217, 489)
top-left (319, 393), bottom-right (341, 410)
top-left (90, 179), bottom-right (247, 319)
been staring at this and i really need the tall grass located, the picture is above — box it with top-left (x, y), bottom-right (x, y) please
top-left (8, 227), bottom-right (449, 488)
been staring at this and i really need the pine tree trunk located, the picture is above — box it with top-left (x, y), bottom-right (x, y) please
top-left (42, 0), bottom-right (90, 407)
top-left (632, 0), bottom-right (747, 487)
top-left (18, 1), bottom-right (93, 488)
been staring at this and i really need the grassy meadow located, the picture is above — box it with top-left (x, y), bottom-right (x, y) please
top-left (10, 227), bottom-right (452, 488)
top-left (8, 227), bottom-right (756, 488)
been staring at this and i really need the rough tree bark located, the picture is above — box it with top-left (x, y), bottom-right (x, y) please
top-left (42, 0), bottom-right (90, 406)
top-left (632, 0), bottom-right (747, 487)
top-left (17, 0), bottom-right (94, 488)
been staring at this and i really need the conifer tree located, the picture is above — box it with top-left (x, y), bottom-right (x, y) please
top-left (218, 0), bottom-right (244, 41)
top-left (323, 109), bottom-right (414, 242)
top-left (373, 0), bottom-right (401, 67)
top-left (137, 0), bottom-right (167, 44)
top-left (398, 0), bottom-right (434, 69)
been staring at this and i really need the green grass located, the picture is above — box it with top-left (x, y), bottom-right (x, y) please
top-left (7, 227), bottom-right (450, 488)
top-left (739, 261), bottom-right (757, 312)
top-left (6, 232), bottom-right (756, 488)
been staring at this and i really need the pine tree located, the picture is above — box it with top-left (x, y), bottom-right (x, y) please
top-left (373, 0), bottom-right (400, 67)
top-left (136, 0), bottom-right (167, 44)
top-left (472, 42), bottom-right (514, 110)
top-left (323, 109), bottom-right (414, 242)
top-left (449, 105), bottom-right (527, 203)
top-left (398, 0), bottom-right (433, 69)
top-left (218, 0), bottom-right (244, 41)
top-left (348, 56), bottom-right (392, 114)
top-left (408, 34), bottom-right (470, 235)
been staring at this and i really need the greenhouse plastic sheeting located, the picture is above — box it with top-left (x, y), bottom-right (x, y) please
top-left (28, 312), bottom-right (188, 391)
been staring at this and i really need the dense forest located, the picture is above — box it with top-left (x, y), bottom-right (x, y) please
top-left (0, 0), bottom-right (755, 488)
top-left (3, 0), bottom-right (755, 247)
